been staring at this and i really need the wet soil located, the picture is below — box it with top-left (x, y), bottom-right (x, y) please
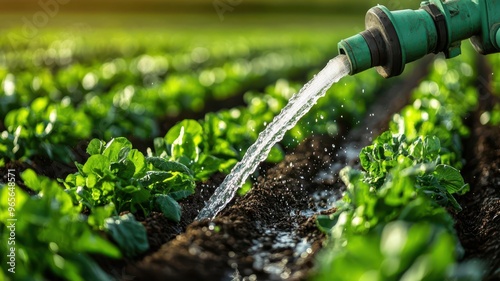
top-left (130, 135), bottom-right (341, 281)
top-left (118, 62), bottom-right (430, 281)
top-left (4, 56), bottom-right (499, 280)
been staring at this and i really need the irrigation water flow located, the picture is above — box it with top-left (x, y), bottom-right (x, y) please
top-left (196, 55), bottom-right (351, 220)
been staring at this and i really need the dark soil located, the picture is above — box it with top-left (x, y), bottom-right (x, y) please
top-left (130, 135), bottom-right (337, 281)
top-left (5, 55), bottom-right (499, 280)
top-left (454, 58), bottom-right (500, 280)
top-left (115, 61), bottom-right (430, 281)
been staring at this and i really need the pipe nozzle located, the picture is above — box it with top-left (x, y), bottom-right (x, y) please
top-left (339, 0), bottom-right (500, 78)
top-left (337, 33), bottom-right (372, 76)
top-left (339, 5), bottom-right (433, 78)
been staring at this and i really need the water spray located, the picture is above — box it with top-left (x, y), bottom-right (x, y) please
top-left (338, 0), bottom-right (500, 77)
top-left (197, 0), bottom-right (500, 221)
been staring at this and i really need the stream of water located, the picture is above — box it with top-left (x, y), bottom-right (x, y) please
top-left (196, 55), bottom-right (351, 220)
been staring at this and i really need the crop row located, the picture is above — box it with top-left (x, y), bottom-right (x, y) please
top-left (313, 50), bottom-right (483, 280)
top-left (0, 32), bottom-right (337, 165)
top-left (0, 85), bottom-right (381, 280)
top-left (2, 31), bottom-right (330, 72)
top-left (0, 38), bottom-right (385, 280)
top-left (0, 42), bottom-right (326, 113)
top-left (2, 29), bottom-right (482, 281)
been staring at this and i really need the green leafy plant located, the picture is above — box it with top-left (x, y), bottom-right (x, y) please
top-left (1, 29), bottom-right (341, 145)
top-left (315, 219), bottom-right (476, 281)
top-left (320, 164), bottom-right (459, 235)
top-left (0, 97), bottom-right (92, 163)
top-left (315, 164), bottom-right (481, 281)
top-left (148, 71), bottom-right (382, 184)
top-left (103, 213), bottom-right (149, 257)
top-left (152, 119), bottom-right (242, 181)
top-left (0, 170), bottom-right (121, 281)
top-left (81, 88), bottom-right (159, 140)
top-left (314, 54), bottom-right (481, 280)
top-left (63, 137), bottom-right (195, 222)
top-left (359, 132), bottom-right (468, 211)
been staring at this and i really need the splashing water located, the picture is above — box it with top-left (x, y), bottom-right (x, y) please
top-left (196, 55), bottom-right (351, 220)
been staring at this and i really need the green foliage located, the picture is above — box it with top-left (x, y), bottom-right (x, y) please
top-left (0, 29), bottom-right (381, 174)
top-left (333, 165), bottom-right (457, 233)
top-left (153, 119), bottom-right (244, 181)
top-left (233, 72), bottom-right (381, 149)
top-left (148, 71), bottom-right (382, 185)
top-left (314, 154), bottom-right (477, 280)
top-left (82, 90), bottom-right (160, 141)
top-left (314, 54), bottom-right (481, 280)
top-left (0, 97), bottom-right (92, 163)
top-left (0, 170), bottom-right (120, 281)
top-left (315, 221), bottom-right (458, 281)
top-left (155, 194), bottom-right (182, 222)
top-left (103, 213), bottom-right (149, 258)
top-left (0, 30), bottom-right (384, 279)
top-left (390, 56), bottom-right (478, 169)
top-left (359, 132), bottom-right (410, 186)
top-left (63, 137), bottom-right (195, 222)
top-left (0, 30), bottom-right (335, 144)
top-left (0, 27), bottom-right (487, 281)
top-left (359, 133), bottom-right (467, 211)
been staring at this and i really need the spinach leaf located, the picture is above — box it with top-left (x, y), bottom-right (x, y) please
top-left (155, 194), bottom-right (182, 222)
top-left (104, 213), bottom-right (149, 257)
top-left (63, 137), bottom-right (195, 223)
top-left (0, 170), bottom-right (120, 281)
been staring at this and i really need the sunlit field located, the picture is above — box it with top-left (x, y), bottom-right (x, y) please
top-left (1, 1), bottom-right (498, 280)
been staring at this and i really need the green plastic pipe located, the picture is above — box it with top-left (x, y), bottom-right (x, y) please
top-left (339, 0), bottom-right (500, 78)
top-left (496, 27), bottom-right (500, 47)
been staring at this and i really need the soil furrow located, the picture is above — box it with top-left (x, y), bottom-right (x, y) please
top-left (126, 60), bottom-right (431, 281)
top-left (455, 56), bottom-right (500, 280)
